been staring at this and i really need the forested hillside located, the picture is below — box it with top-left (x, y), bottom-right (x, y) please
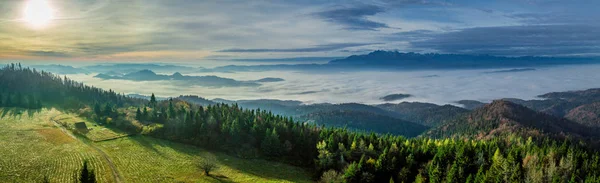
top-left (425, 100), bottom-right (598, 141)
top-left (0, 63), bottom-right (143, 110)
top-left (376, 102), bottom-right (468, 127)
top-left (297, 110), bottom-right (428, 137)
top-left (3, 63), bottom-right (600, 182)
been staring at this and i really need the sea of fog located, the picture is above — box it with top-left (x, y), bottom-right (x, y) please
top-left (65, 64), bottom-right (600, 105)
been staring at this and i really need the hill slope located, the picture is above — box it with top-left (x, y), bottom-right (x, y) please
top-left (425, 100), bottom-right (596, 139)
top-left (298, 110), bottom-right (428, 137)
top-left (0, 108), bottom-right (311, 183)
top-left (376, 102), bottom-right (468, 127)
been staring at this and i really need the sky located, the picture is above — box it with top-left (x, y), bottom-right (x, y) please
top-left (0, 0), bottom-right (599, 62)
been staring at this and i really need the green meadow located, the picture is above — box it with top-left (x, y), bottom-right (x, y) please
top-left (0, 108), bottom-right (312, 183)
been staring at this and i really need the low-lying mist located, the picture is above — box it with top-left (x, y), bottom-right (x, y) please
top-left (65, 64), bottom-right (600, 105)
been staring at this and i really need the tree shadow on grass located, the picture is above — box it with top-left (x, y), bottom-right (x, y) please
top-left (131, 136), bottom-right (313, 182)
top-left (205, 174), bottom-right (235, 183)
top-left (0, 107), bottom-right (41, 119)
top-left (127, 135), bottom-right (169, 159)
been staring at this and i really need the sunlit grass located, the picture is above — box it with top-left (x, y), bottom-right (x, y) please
top-left (0, 108), bottom-right (113, 182)
top-left (0, 108), bottom-right (312, 182)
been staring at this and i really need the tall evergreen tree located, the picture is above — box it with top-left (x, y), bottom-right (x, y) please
top-left (136, 107), bottom-right (142, 120)
top-left (149, 93), bottom-right (157, 107)
top-left (142, 106), bottom-right (148, 121)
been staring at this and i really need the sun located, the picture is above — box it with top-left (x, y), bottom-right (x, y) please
top-left (22, 0), bottom-right (55, 29)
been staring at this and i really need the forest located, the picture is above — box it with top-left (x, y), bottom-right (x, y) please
top-left (2, 63), bottom-right (600, 182)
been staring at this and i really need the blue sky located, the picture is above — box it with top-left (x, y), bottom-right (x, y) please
top-left (0, 0), bottom-right (598, 62)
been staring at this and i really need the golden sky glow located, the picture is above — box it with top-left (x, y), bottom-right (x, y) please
top-left (22, 0), bottom-right (55, 29)
top-left (0, 0), bottom-right (597, 62)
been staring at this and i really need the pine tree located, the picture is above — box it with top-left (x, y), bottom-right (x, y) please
top-left (93, 103), bottom-right (102, 116)
top-left (343, 162), bottom-right (360, 183)
top-left (168, 99), bottom-right (176, 119)
top-left (136, 107), bottom-right (142, 120)
top-left (474, 165), bottom-right (486, 183)
top-left (149, 93), bottom-right (157, 107)
top-left (446, 162), bottom-right (459, 183)
top-left (142, 106), bottom-right (148, 121)
top-left (260, 128), bottom-right (282, 156)
top-left (103, 103), bottom-right (113, 117)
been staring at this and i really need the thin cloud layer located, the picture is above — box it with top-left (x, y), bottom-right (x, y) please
top-left (313, 4), bottom-right (389, 31)
top-left (218, 43), bottom-right (380, 53)
top-left (0, 0), bottom-right (598, 60)
top-left (409, 25), bottom-right (600, 56)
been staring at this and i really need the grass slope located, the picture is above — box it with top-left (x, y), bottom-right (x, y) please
top-left (0, 108), bottom-right (113, 182)
top-left (0, 108), bottom-right (312, 183)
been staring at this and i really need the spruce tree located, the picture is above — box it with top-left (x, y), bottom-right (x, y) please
top-left (136, 107), bottom-right (142, 120)
top-left (142, 106), bottom-right (148, 121)
top-left (168, 99), bottom-right (176, 119)
top-left (150, 93), bottom-right (157, 107)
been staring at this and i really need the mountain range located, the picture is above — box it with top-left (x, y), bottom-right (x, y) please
top-left (95, 69), bottom-right (283, 87)
top-left (27, 51), bottom-right (600, 75)
top-left (174, 88), bottom-right (600, 143)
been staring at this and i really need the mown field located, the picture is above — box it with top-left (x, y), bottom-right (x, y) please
top-left (0, 108), bottom-right (114, 182)
top-left (0, 108), bottom-right (312, 183)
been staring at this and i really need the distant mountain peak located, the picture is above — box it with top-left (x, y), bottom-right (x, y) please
top-left (172, 72), bottom-right (183, 77)
top-left (136, 69), bottom-right (156, 74)
top-left (328, 50), bottom-right (599, 69)
top-left (426, 99), bottom-right (595, 139)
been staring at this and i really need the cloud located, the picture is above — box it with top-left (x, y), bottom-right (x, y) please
top-left (407, 25), bottom-right (600, 56)
top-left (313, 4), bottom-right (389, 31)
top-left (387, 30), bottom-right (438, 41)
top-left (218, 43), bottom-right (380, 53)
top-left (25, 51), bottom-right (72, 58)
top-left (66, 64), bottom-right (600, 105)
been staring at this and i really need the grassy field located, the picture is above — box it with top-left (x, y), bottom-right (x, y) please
top-left (52, 112), bottom-right (130, 142)
top-left (0, 108), bottom-right (313, 183)
top-left (0, 108), bottom-right (113, 182)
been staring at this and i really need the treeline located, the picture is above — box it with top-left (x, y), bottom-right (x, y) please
top-left (120, 97), bottom-right (600, 182)
top-left (298, 110), bottom-right (427, 137)
top-left (0, 92), bottom-right (42, 109)
top-left (134, 97), bottom-right (320, 165)
top-left (0, 63), bottom-right (144, 110)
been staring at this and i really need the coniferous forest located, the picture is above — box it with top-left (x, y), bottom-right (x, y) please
top-left (3, 64), bottom-right (600, 183)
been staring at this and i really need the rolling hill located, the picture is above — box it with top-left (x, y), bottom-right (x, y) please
top-left (424, 100), bottom-right (597, 140)
top-left (376, 102), bottom-right (468, 127)
top-left (297, 110), bottom-right (428, 137)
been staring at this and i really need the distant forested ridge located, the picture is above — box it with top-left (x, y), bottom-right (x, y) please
top-left (4, 63), bottom-right (600, 182)
top-left (94, 69), bottom-right (281, 87)
top-left (329, 50), bottom-right (600, 69)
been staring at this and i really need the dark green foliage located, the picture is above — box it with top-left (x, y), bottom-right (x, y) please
top-left (149, 93), bottom-right (157, 107)
top-left (197, 157), bottom-right (219, 176)
top-left (298, 110), bottom-right (428, 137)
top-left (141, 100), bottom-right (600, 182)
top-left (261, 129), bottom-right (282, 157)
top-left (135, 107), bottom-right (142, 120)
top-left (0, 64), bottom-right (143, 110)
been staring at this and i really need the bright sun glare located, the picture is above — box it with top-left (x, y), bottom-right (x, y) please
top-left (22, 0), bottom-right (55, 29)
